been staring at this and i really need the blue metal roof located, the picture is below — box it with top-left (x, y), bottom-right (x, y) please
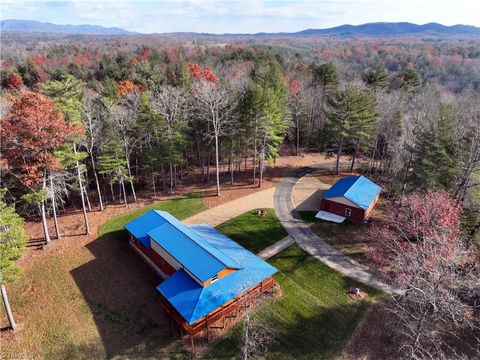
top-left (125, 210), bottom-right (241, 283)
top-left (123, 210), bottom-right (167, 248)
top-left (321, 175), bottom-right (381, 210)
top-left (157, 224), bottom-right (278, 325)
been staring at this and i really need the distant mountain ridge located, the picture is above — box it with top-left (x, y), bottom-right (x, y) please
top-left (0, 19), bottom-right (137, 35)
top-left (292, 22), bottom-right (480, 37)
top-left (1, 19), bottom-right (479, 37)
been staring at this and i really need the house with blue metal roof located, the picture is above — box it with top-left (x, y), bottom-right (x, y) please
top-left (124, 210), bottom-right (278, 345)
top-left (317, 175), bottom-right (381, 223)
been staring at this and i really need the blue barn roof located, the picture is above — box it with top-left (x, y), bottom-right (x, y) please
top-left (147, 211), bottom-right (240, 283)
top-left (124, 210), bottom-right (166, 248)
top-left (321, 175), bottom-right (381, 210)
top-left (157, 224), bottom-right (277, 324)
top-left (125, 210), bottom-right (240, 283)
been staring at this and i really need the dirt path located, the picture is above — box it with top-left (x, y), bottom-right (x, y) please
top-left (184, 187), bottom-right (275, 226)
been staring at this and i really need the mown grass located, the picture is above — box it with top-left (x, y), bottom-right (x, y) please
top-left (216, 209), bottom-right (288, 254)
top-left (297, 201), bottom-right (387, 266)
top-left (203, 211), bottom-right (380, 360)
top-left (2, 194), bottom-right (206, 360)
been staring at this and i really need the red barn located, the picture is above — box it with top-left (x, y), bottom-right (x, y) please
top-left (317, 175), bottom-right (381, 223)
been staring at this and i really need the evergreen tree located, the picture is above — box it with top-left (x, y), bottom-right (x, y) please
top-left (347, 90), bottom-right (378, 171)
top-left (325, 85), bottom-right (377, 174)
top-left (253, 61), bottom-right (290, 186)
top-left (397, 68), bottom-right (421, 92)
top-left (362, 66), bottom-right (389, 90)
top-left (41, 74), bottom-right (91, 234)
top-left (98, 140), bottom-right (130, 206)
top-left (0, 189), bottom-right (27, 330)
top-left (311, 62), bottom-right (339, 93)
top-left (409, 104), bottom-right (459, 190)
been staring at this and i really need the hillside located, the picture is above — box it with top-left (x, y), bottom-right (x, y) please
top-left (2, 20), bottom-right (479, 37)
top-left (0, 19), bottom-right (137, 35)
top-left (293, 22), bottom-right (480, 37)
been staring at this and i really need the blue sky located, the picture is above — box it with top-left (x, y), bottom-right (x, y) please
top-left (1, 0), bottom-right (479, 34)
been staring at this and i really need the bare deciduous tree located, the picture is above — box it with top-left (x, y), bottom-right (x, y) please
top-left (151, 85), bottom-right (188, 194)
top-left (192, 81), bottom-right (236, 196)
top-left (369, 191), bottom-right (480, 359)
top-left (83, 91), bottom-right (106, 211)
top-left (109, 93), bottom-right (141, 202)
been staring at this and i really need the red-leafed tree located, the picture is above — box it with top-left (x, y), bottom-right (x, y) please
top-left (6, 73), bottom-right (24, 90)
top-left (368, 191), bottom-right (479, 359)
top-left (187, 62), bottom-right (218, 83)
top-left (1, 92), bottom-right (81, 244)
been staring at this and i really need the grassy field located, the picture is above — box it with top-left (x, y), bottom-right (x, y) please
top-left (216, 209), bottom-right (288, 254)
top-left (2, 194), bottom-right (205, 360)
top-left (202, 217), bottom-right (380, 360)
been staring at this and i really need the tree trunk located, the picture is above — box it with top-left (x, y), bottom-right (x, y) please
top-left (1, 285), bottom-right (16, 330)
top-left (295, 114), bottom-right (300, 156)
top-left (174, 164), bottom-right (177, 188)
top-left (215, 135), bottom-right (220, 196)
top-left (169, 160), bottom-right (173, 195)
top-left (152, 171), bottom-right (156, 198)
top-left (259, 134), bottom-right (267, 187)
top-left (400, 155), bottom-right (412, 204)
top-left (206, 146), bottom-right (211, 183)
top-left (121, 178), bottom-right (128, 207)
top-left (73, 143), bottom-right (90, 234)
top-left (230, 137), bottom-right (235, 185)
top-left (40, 174), bottom-right (51, 244)
top-left (350, 138), bottom-right (360, 172)
top-left (84, 186), bottom-right (92, 212)
top-left (161, 163), bottom-right (166, 192)
top-left (49, 174), bottom-right (61, 239)
top-left (90, 152), bottom-right (104, 211)
top-left (124, 139), bottom-right (137, 202)
top-left (335, 137), bottom-right (344, 175)
top-left (110, 183), bottom-right (115, 203)
top-left (252, 114), bottom-right (258, 185)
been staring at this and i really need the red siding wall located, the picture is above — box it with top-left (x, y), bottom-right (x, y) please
top-left (128, 233), bottom-right (176, 276)
top-left (320, 199), bottom-right (366, 222)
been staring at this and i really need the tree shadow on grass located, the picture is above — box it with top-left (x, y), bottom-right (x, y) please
top-left (202, 244), bottom-right (381, 360)
top-left (70, 230), bottom-right (187, 359)
top-left (202, 299), bottom-right (373, 360)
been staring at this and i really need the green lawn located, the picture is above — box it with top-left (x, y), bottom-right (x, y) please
top-left (216, 209), bottom-right (288, 254)
top-left (202, 214), bottom-right (380, 360)
top-left (98, 193), bottom-right (207, 235)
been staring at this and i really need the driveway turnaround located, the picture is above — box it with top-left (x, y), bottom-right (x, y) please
top-left (274, 163), bottom-right (402, 295)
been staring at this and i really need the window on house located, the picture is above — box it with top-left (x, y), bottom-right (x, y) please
top-left (345, 208), bottom-right (352, 216)
top-left (211, 274), bottom-right (219, 283)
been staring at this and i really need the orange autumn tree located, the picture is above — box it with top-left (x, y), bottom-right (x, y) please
top-left (117, 80), bottom-right (140, 96)
top-left (1, 92), bottom-right (81, 244)
top-left (187, 62), bottom-right (218, 83)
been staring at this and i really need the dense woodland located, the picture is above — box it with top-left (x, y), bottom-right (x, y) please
top-left (1, 33), bottom-right (480, 358)
top-left (1, 34), bottom-right (479, 238)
